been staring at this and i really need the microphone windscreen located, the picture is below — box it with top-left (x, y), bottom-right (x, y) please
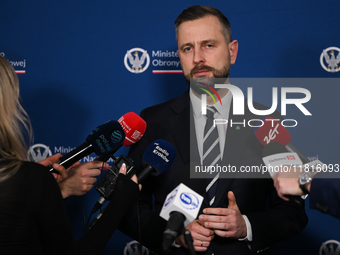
top-left (118, 112), bottom-right (147, 146)
top-left (86, 120), bottom-right (125, 156)
top-left (254, 116), bottom-right (292, 146)
top-left (142, 139), bottom-right (176, 175)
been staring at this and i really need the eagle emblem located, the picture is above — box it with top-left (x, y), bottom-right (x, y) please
top-left (319, 240), bottom-right (340, 255)
top-left (124, 48), bottom-right (150, 74)
top-left (320, 47), bottom-right (340, 73)
top-left (27, 143), bottom-right (52, 162)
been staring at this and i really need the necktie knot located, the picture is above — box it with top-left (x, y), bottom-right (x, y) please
top-left (206, 106), bottom-right (217, 120)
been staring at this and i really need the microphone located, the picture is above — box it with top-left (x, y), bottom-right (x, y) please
top-left (90, 139), bottom-right (176, 224)
top-left (96, 112), bottom-right (147, 161)
top-left (137, 139), bottom-right (176, 183)
top-left (254, 116), bottom-right (309, 164)
top-left (49, 120), bottom-right (125, 173)
top-left (160, 183), bottom-right (203, 253)
top-left (262, 142), bottom-right (303, 178)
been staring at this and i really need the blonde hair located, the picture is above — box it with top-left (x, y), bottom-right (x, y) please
top-left (0, 56), bottom-right (33, 182)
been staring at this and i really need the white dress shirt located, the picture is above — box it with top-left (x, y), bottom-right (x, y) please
top-left (189, 88), bottom-right (253, 243)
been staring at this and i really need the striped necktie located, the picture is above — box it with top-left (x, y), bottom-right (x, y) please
top-left (203, 106), bottom-right (222, 206)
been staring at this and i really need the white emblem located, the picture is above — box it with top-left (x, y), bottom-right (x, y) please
top-left (320, 240), bottom-right (340, 255)
top-left (124, 48), bottom-right (150, 74)
top-left (124, 240), bottom-right (149, 255)
top-left (27, 143), bottom-right (52, 162)
top-left (263, 123), bottom-right (279, 145)
top-left (320, 47), bottom-right (340, 72)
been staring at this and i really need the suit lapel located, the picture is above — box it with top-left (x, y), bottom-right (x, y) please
top-left (166, 91), bottom-right (207, 200)
top-left (167, 91), bottom-right (191, 165)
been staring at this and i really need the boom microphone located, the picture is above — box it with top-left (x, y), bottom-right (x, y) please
top-left (254, 116), bottom-right (309, 164)
top-left (137, 139), bottom-right (176, 183)
top-left (96, 112), bottom-right (147, 161)
top-left (49, 120), bottom-right (125, 172)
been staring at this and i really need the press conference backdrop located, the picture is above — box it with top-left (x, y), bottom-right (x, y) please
top-left (1, 1), bottom-right (340, 254)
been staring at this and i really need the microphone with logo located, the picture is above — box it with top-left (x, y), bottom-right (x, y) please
top-left (160, 183), bottom-right (203, 254)
top-left (254, 116), bottom-right (309, 164)
top-left (91, 113), bottom-right (147, 214)
top-left (137, 139), bottom-right (176, 183)
top-left (261, 142), bottom-right (303, 178)
top-left (96, 112), bottom-right (147, 162)
top-left (92, 139), bottom-right (176, 212)
top-left (49, 120), bottom-right (125, 173)
top-left (88, 139), bottom-right (176, 229)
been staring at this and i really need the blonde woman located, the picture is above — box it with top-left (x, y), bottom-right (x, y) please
top-left (0, 56), bottom-right (139, 254)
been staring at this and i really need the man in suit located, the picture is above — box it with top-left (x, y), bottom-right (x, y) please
top-left (119, 5), bottom-right (307, 254)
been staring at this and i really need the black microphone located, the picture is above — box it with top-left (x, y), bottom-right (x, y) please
top-left (49, 120), bottom-right (125, 173)
top-left (137, 139), bottom-right (177, 183)
top-left (90, 139), bottom-right (176, 216)
top-left (163, 212), bottom-right (186, 252)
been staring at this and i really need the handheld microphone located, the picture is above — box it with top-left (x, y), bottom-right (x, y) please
top-left (160, 183), bottom-right (203, 253)
top-left (49, 120), bottom-right (125, 173)
top-left (96, 112), bottom-right (147, 161)
top-left (90, 139), bottom-right (176, 224)
top-left (91, 139), bottom-right (175, 214)
top-left (137, 139), bottom-right (176, 183)
top-left (262, 142), bottom-right (303, 178)
top-left (254, 116), bottom-right (309, 164)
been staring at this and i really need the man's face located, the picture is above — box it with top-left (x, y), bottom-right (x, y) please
top-left (177, 15), bottom-right (238, 84)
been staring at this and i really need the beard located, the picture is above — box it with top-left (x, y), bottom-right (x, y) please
top-left (185, 63), bottom-right (230, 95)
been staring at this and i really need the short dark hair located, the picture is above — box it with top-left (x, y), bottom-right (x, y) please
top-left (174, 5), bottom-right (232, 44)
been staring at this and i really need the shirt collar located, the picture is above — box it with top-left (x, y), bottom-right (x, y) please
top-left (190, 86), bottom-right (232, 119)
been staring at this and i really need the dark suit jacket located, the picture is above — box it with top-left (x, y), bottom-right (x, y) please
top-left (310, 171), bottom-right (340, 219)
top-left (119, 90), bottom-right (307, 255)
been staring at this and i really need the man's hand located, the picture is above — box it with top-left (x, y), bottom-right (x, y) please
top-left (37, 153), bottom-right (80, 182)
top-left (199, 191), bottom-right (247, 239)
top-left (175, 220), bottom-right (214, 252)
top-left (58, 161), bottom-right (109, 198)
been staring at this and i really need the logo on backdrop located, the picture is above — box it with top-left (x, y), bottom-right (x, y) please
top-left (124, 241), bottom-right (149, 255)
top-left (124, 48), bottom-right (150, 74)
top-left (320, 47), bottom-right (340, 73)
top-left (27, 143), bottom-right (52, 162)
top-left (27, 143), bottom-right (115, 163)
top-left (123, 47), bottom-right (181, 74)
top-left (0, 52), bottom-right (26, 74)
top-left (319, 240), bottom-right (340, 255)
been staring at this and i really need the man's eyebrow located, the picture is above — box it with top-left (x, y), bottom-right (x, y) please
top-left (179, 39), bottom-right (219, 50)
top-left (179, 42), bottom-right (193, 51)
top-left (201, 39), bottom-right (219, 45)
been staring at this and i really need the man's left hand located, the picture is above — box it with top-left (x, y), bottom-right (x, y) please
top-left (199, 191), bottom-right (247, 239)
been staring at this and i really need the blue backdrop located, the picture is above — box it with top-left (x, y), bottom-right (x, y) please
top-left (1, 1), bottom-right (340, 254)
